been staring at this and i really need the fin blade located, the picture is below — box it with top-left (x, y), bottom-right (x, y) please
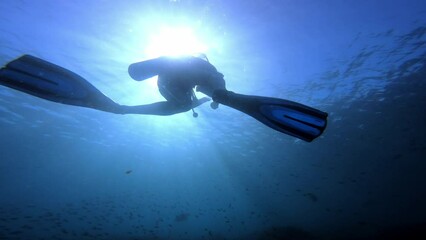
top-left (213, 90), bottom-right (328, 142)
top-left (260, 105), bottom-right (327, 142)
top-left (0, 55), bottom-right (119, 112)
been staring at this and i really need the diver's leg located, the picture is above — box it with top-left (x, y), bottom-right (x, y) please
top-left (117, 97), bottom-right (210, 116)
top-left (118, 101), bottom-right (191, 116)
top-left (192, 97), bottom-right (210, 108)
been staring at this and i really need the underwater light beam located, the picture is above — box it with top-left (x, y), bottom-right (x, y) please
top-left (144, 26), bottom-right (208, 58)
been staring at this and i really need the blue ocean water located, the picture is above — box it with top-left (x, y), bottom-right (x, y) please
top-left (0, 0), bottom-right (425, 239)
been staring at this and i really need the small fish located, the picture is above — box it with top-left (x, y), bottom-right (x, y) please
top-left (125, 170), bottom-right (132, 174)
top-left (175, 213), bottom-right (190, 222)
top-left (303, 193), bottom-right (318, 202)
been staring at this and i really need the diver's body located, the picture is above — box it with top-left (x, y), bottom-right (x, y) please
top-left (0, 54), bottom-right (328, 142)
top-left (114, 56), bottom-right (226, 116)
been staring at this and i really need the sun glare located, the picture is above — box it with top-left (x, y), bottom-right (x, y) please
top-left (145, 26), bottom-right (208, 58)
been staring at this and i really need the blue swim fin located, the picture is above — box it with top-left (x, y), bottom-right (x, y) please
top-left (0, 55), bottom-right (119, 112)
top-left (212, 90), bottom-right (328, 142)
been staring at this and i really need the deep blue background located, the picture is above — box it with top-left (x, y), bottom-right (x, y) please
top-left (1, 0), bottom-right (426, 239)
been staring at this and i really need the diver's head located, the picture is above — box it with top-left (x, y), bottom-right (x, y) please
top-left (193, 53), bottom-right (209, 62)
